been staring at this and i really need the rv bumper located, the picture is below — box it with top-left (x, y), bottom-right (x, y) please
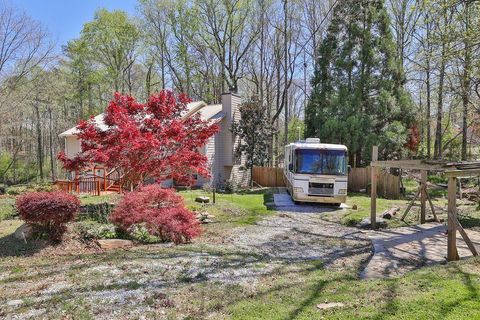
top-left (292, 193), bottom-right (346, 204)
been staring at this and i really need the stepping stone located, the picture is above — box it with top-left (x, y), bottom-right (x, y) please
top-left (361, 223), bottom-right (480, 279)
top-left (317, 302), bottom-right (345, 310)
top-left (97, 239), bottom-right (133, 250)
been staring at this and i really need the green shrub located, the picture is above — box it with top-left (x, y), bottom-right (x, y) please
top-left (79, 202), bottom-right (114, 223)
top-left (0, 198), bottom-right (16, 221)
top-left (427, 174), bottom-right (447, 185)
top-left (6, 182), bottom-right (55, 195)
top-left (76, 221), bottom-right (118, 240)
top-left (342, 216), bottom-right (362, 227)
top-left (6, 185), bottom-right (28, 195)
top-left (128, 223), bottom-right (161, 243)
top-left (223, 180), bottom-right (236, 194)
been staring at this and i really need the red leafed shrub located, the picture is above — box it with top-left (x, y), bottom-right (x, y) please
top-left (109, 185), bottom-right (200, 244)
top-left (405, 123), bottom-right (420, 152)
top-left (16, 191), bottom-right (80, 241)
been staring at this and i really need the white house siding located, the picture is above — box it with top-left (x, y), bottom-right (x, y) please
top-left (65, 136), bottom-right (81, 158)
top-left (196, 135), bottom-right (216, 187)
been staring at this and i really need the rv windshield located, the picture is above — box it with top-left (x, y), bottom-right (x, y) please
top-left (295, 149), bottom-right (347, 175)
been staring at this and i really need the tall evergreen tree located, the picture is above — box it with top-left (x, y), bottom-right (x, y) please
top-left (232, 97), bottom-right (275, 186)
top-left (305, 0), bottom-right (416, 165)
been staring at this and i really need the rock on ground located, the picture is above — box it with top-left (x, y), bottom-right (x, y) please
top-left (97, 239), bottom-right (134, 250)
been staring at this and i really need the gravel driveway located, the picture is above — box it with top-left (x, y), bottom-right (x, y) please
top-left (1, 196), bottom-right (372, 319)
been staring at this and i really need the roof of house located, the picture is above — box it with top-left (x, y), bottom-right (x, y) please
top-left (59, 101), bottom-right (224, 137)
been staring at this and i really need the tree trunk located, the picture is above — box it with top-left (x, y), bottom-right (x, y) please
top-left (434, 43), bottom-right (446, 159)
top-left (283, 0), bottom-right (288, 147)
top-left (461, 1), bottom-right (471, 161)
top-left (48, 107), bottom-right (55, 181)
top-left (426, 61), bottom-right (431, 159)
top-left (34, 97), bottom-right (44, 180)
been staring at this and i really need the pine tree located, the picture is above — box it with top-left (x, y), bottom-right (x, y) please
top-left (305, 0), bottom-right (415, 165)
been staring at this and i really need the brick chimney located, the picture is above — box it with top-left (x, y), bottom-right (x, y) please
top-left (220, 92), bottom-right (242, 166)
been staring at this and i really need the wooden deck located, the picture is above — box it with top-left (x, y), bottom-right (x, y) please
top-left (55, 166), bottom-right (123, 195)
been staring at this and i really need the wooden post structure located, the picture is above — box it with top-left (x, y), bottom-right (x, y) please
top-left (447, 176), bottom-right (459, 261)
top-left (370, 146), bottom-right (378, 229)
top-left (103, 167), bottom-right (107, 191)
top-left (420, 170), bottom-right (427, 224)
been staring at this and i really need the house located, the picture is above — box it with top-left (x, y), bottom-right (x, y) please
top-left (57, 93), bottom-right (249, 194)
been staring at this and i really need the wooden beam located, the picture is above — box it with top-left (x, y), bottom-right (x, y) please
top-left (401, 187), bottom-right (421, 221)
top-left (370, 160), bottom-right (445, 171)
top-left (425, 190), bottom-right (439, 222)
top-left (445, 169), bottom-right (480, 178)
top-left (447, 210), bottom-right (479, 257)
top-left (371, 146), bottom-right (378, 229)
top-left (447, 177), bottom-right (459, 261)
top-left (420, 170), bottom-right (426, 224)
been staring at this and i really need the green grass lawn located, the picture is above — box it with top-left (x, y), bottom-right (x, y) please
top-left (179, 188), bottom-right (275, 226)
top-left (226, 257), bottom-right (480, 319)
top-left (340, 193), bottom-right (407, 227)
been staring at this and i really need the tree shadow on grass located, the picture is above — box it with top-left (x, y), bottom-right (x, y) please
top-left (0, 229), bottom-right (49, 258)
top-left (436, 263), bottom-right (479, 317)
top-left (459, 214), bottom-right (480, 230)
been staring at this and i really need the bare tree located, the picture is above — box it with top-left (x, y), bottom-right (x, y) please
top-left (0, 1), bottom-right (53, 111)
top-left (196, 0), bottom-right (259, 93)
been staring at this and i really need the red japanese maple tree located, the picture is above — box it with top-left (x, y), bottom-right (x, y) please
top-left (58, 90), bottom-right (219, 186)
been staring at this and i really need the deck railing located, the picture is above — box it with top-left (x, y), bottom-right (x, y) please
top-left (55, 166), bottom-right (132, 196)
top-left (55, 178), bottom-right (101, 196)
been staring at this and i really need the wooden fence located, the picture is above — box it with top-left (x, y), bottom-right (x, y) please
top-left (252, 166), bottom-right (400, 199)
top-left (349, 167), bottom-right (400, 199)
top-left (252, 166), bottom-right (286, 187)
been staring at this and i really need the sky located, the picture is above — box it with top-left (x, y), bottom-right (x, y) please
top-left (12, 0), bottom-right (138, 48)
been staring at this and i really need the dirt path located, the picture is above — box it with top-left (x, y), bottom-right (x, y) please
top-left (362, 223), bottom-right (480, 279)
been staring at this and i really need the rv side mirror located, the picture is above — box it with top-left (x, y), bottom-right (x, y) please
top-left (288, 163), bottom-right (293, 171)
top-left (348, 165), bottom-right (352, 173)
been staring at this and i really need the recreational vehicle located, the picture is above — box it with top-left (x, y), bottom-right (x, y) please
top-left (284, 138), bottom-right (348, 205)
